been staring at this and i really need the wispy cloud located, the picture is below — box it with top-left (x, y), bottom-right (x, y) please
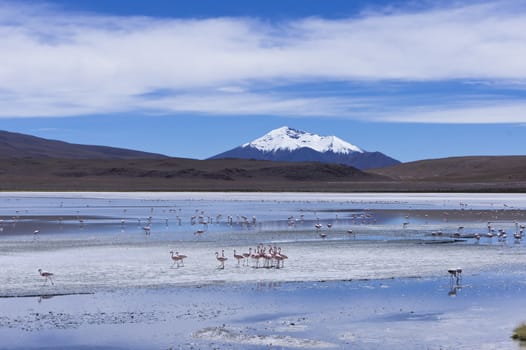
top-left (0, 1), bottom-right (526, 122)
top-left (374, 102), bottom-right (526, 124)
top-left (137, 92), bottom-right (374, 117)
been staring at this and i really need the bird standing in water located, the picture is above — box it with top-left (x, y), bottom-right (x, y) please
top-left (38, 268), bottom-right (54, 285)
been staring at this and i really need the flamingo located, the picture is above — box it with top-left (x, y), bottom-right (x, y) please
top-left (276, 247), bottom-right (288, 268)
top-left (262, 248), bottom-right (273, 268)
top-left (38, 268), bottom-right (54, 285)
top-left (242, 248), bottom-right (252, 266)
top-left (233, 249), bottom-right (244, 266)
top-left (194, 229), bottom-right (204, 239)
top-left (176, 252), bottom-right (187, 266)
top-left (171, 251), bottom-right (187, 267)
top-left (170, 250), bottom-right (184, 267)
top-left (274, 254), bottom-right (284, 269)
top-left (251, 247), bottom-right (261, 268)
top-left (215, 251), bottom-right (228, 269)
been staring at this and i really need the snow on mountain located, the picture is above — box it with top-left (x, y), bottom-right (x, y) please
top-left (242, 126), bottom-right (364, 154)
top-left (209, 126), bottom-right (401, 170)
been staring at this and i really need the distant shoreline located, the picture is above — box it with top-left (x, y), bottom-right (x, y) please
top-left (1, 182), bottom-right (525, 193)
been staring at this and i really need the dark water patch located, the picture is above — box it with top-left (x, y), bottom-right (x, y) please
top-left (0, 292), bottom-right (94, 299)
top-left (420, 239), bottom-right (466, 244)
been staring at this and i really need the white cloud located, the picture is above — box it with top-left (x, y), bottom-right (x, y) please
top-left (0, 1), bottom-right (526, 122)
top-left (378, 102), bottom-right (526, 124)
top-left (217, 86), bottom-right (247, 94)
top-left (137, 92), bottom-right (372, 117)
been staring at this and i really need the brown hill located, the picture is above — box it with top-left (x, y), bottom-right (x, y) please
top-left (0, 130), bottom-right (167, 159)
top-left (1, 156), bottom-right (526, 192)
top-left (370, 156), bottom-right (526, 182)
top-left (0, 157), bottom-right (391, 192)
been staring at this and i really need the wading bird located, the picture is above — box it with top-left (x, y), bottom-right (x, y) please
top-left (38, 268), bottom-right (54, 286)
top-left (215, 252), bottom-right (228, 269)
top-left (170, 251), bottom-right (186, 267)
top-left (233, 249), bottom-right (244, 266)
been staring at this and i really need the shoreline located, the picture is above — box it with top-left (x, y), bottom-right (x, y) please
top-left (2, 185), bottom-right (526, 193)
top-left (2, 190), bottom-right (526, 202)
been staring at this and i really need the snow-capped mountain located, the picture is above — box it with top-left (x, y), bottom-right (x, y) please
top-left (242, 126), bottom-right (364, 154)
top-left (209, 126), bottom-right (400, 170)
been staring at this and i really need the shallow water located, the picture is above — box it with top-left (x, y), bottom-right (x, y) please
top-left (1, 273), bottom-right (526, 349)
top-left (1, 192), bottom-right (525, 245)
top-left (1, 192), bottom-right (526, 349)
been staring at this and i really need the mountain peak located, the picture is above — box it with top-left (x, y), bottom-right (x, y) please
top-left (210, 126), bottom-right (400, 170)
top-left (242, 126), bottom-right (364, 155)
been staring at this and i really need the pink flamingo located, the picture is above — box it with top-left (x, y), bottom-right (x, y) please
top-left (215, 252), bottom-right (228, 269)
top-left (251, 247), bottom-right (261, 268)
top-left (277, 247), bottom-right (288, 268)
top-left (233, 249), bottom-right (244, 266)
top-left (242, 248), bottom-right (252, 266)
top-left (170, 251), bottom-right (187, 268)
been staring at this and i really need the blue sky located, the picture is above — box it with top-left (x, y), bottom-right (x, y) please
top-left (1, 0), bottom-right (526, 162)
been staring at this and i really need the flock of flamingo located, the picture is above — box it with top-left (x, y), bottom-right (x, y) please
top-left (430, 221), bottom-right (525, 243)
top-left (170, 244), bottom-right (288, 270)
top-left (28, 204), bottom-right (526, 287)
top-left (38, 245), bottom-right (289, 286)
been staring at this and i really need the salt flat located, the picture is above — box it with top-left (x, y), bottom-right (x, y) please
top-left (1, 238), bottom-right (525, 297)
top-left (1, 192), bottom-right (526, 349)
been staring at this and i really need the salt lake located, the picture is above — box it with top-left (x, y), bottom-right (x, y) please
top-left (1, 192), bottom-right (525, 349)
